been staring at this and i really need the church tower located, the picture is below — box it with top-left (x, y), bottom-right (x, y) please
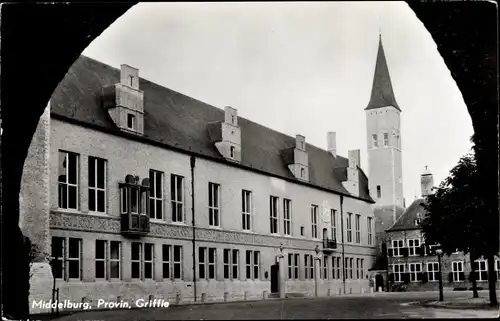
top-left (365, 35), bottom-right (405, 238)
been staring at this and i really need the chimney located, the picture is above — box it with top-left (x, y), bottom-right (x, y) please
top-left (327, 132), bottom-right (337, 157)
top-left (348, 149), bottom-right (360, 169)
top-left (421, 166), bottom-right (434, 197)
top-left (296, 135), bottom-right (306, 151)
top-left (120, 64), bottom-right (140, 90)
top-left (224, 106), bottom-right (238, 126)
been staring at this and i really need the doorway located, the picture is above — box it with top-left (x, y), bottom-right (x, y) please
top-left (270, 263), bottom-right (279, 293)
top-left (375, 274), bottom-right (384, 291)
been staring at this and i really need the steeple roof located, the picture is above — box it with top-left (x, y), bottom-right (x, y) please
top-left (365, 35), bottom-right (401, 112)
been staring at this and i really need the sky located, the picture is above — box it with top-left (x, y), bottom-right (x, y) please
top-left (82, 1), bottom-right (474, 205)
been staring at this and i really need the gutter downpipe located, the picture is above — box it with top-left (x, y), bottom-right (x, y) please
top-left (190, 156), bottom-right (197, 302)
top-left (340, 195), bottom-right (346, 294)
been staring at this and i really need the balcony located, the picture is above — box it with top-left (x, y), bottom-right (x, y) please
top-left (119, 174), bottom-right (150, 237)
top-left (121, 213), bottom-right (150, 236)
top-left (322, 238), bottom-right (337, 252)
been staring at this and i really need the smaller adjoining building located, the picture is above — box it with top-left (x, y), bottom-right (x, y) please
top-left (385, 167), bottom-right (500, 292)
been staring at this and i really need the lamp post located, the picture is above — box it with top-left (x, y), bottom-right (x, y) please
top-left (436, 248), bottom-right (444, 302)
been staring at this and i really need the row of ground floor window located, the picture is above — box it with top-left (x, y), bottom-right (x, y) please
top-left (50, 235), bottom-right (372, 283)
top-left (389, 260), bottom-right (500, 283)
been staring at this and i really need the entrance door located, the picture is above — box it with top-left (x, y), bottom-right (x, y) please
top-left (270, 263), bottom-right (279, 293)
top-left (375, 274), bottom-right (384, 291)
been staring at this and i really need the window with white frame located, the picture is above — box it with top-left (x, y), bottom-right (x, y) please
top-left (173, 245), bottom-right (183, 279)
top-left (246, 250), bottom-right (260, 280)
top-left (131, 242), bottom-right (142, 279)
top-left (288, 254), bottom-right (294, 280)
top-left (322, 256), bottom-right (328, 279)
top-left (199, 247), bottom-right (216, 280)
top-left (349, 258), bottom-right (354, 279)
top-left (372, 134), bottom-right (378, 148)
top-left (452, 261), bottom-right (464, 282)
top-left (95, 240), bottom-right (107, 279)
top-left (409, 262), bottom-right (422, 282)
top-left (283, 199), bottom-right (291, 235)
top-left (391, 240), bottom-right (404, 257)
top-left (143, 243), bottom-right (154, 279)
top-left (224, 249), bottom-right (239, 280)
top-left (127, 113), bottom-right (136, 130)
top-left (331, 257), bottom-right (336, 280)
top-left (242, 190), bottom-right (252, 230)
top-left (392, 263), bottom-right (405, 282)
top-left (50, 237), bottom-right (65, 279)
top-left (270, 196), bottom-right (279, 234)
top-left (346, 213), bottom-right (353, 243)
top-left (208, 183), bottom-right (220, 227)
top-left (304, 254), bottom-right (314, 279)
top-left (355, 214), bottom-right (361, 244)
top-left (367, 217), bottom-right (373, 245)
top-left (473, 260), bottom-right (488, 281)
top-left (331, 209), bottom-right (337, 240)
top-left (88, 157), bottom-right (106, 213)
top-left (356, 258), bottom-right (360, 279)
top-left (383, 132), bottom-right (389, 147)
top-left (67, 238), bottom-right (81, 280)
top-left (426, 262), bottom-right (439, 282)
top-left (311, 205), bottom-right (318, 238)
top-left (58, 151), bottom-right (79, 210)
top-left (110, 241), bottom-right (121, 279)
top-left (171, 174), bottom-right (184, 222)
top-left (162, 245), bottom-right (171, 279)
top-left (408, 239), bottom-right (420, 256)
top-left (293, 254), bottom-right (299, 279)
top-left (361, 259), bottom-right (365, 279)
top-left (149, 170), bottom-right (163, 220)
top-left (344, 257), bottom-right (348, 279)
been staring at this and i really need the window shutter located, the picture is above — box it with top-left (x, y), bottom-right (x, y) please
top-left (388, 248), bottom-right (394, 257)
top-left (389, 273), bottom-right (394, 283)
top-left (448, 272), bottom-right (453, 283)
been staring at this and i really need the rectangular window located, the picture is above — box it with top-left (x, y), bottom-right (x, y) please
top-left (372, 134), bottom-right (378, 148)
top-left (245, 250), bottom-right (260, 280)
top-left (344, 257), bottom-right (348, 279)
top-left (408, 239), bottom-right (420, 256)
top-left (131, 242), bottom-right (142, 279)
top-left (88, 157), bottom-right (106, 213)
top-left (322, 256), bottom-right (328, 279)
top-left (361, 259), bottom-right (364, 279)
top-left (356, 258), bottom-right (360, 279)
top-left (51, 237), bottom-right (65, 279)
top-left (294, 254), bottom-right (299, 279)
top-left (331, 209), bottom-right (337, 241)
top-left (110, 241), bottom-right (121, 279)
top-left (349, 258), bottom-right (353, 279)
top-left (173, 245), bottom-right (182, 279)
top-left (171, 174), bottom-right (184, 222)
top-left (58, 151), bottom-right (79, 210)
top-left (120, 188), bottom-right (128, 214)
top-left (383, 132), bottom-right (389, 147)
top-left (392, 263), bottom-right (405, 282)
top-left (473, 260), bottom-right (488, 281)
top-left (208, 183), bottom-right (220, 227)
top-left (376, 185), bottom-right (381, 199)
top-left (224, 249), bottom-right (239, 280)
top-left (355, 214), bottom-right (361, 244)
top-left (367, 217), bottom-right (373, 245)
top-left (409, 262), bottom-right (422, 282)
top-left (127, 113), bottom-right (135, 130)
top-left (391, 240), bottom-right (404, 257)
top-left (95, 240), bottom-right (107, 279)
top-left (131, 188), bottom-right (139, 214)
top-left (288, 253), bottom-right (293, 280)
top-left (346, 213), bottom-right (353, 243)
top-left (162, 245), bottom-right (171, 279)
top-left (144, 243), bottom-right (154, 279)
top-left (336, 257), bottom-right (341, 279)
top-left (331, 257), bottom-right (336, 280)
top-left (67, 238), bottom-right (81, 280)
top-left (496, 260), bottom-right (500, 280)
top-left (242, 190), bottom-right (252, 230)
top-left (452, 261), bottom-right (464, 282)
top-left (426, 262), bottom-right (439, 282)
top-left (199, 247), bottom-right (216, 279)
top-left (270, 196), bottom-right (279, 234)
top-left (311, 205), bottom-right (318, 238)
top-left (149, 170), bottom-right (163, 220)
top-left (304, 255), bottom-right (310, 279)
top-left (283, 199), bottom-right (291, 235)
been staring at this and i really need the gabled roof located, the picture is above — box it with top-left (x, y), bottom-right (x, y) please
top-left (365, 35), bottom-right (401, 112)
top-left (386, 198), bottom-right (427, 231)
top-left (51, 55), bottom-right (374, 203)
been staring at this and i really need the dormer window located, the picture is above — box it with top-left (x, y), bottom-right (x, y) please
top-left (383, 132), bottom-right (389, 147)
top-left (230, 146), bottom-right (235, 158)
top-left (372, 134), bottom-right (378, 148)
top-left (127, 114), bottom-right (136, 130)
top-left (231, 115), bottom-right (236, 125)
top-left (301, 168), bottom-right (305, 178)
top-left (129, 75), bottom-right (134, 87)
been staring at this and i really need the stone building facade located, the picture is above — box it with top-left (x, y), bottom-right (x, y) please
top-left (21, 55), bottom-right (378, 314)
top-left (385, 168), bottom-right (500, 291)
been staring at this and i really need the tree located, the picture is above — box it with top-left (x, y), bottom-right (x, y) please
top-left (421, 151), bottom-right (498, 306)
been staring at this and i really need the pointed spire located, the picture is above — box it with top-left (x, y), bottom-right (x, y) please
top-left (365, 35), bottom-right (401, 112)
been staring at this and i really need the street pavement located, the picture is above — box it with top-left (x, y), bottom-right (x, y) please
top-left (37, 291), bottom-right (500, 320)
